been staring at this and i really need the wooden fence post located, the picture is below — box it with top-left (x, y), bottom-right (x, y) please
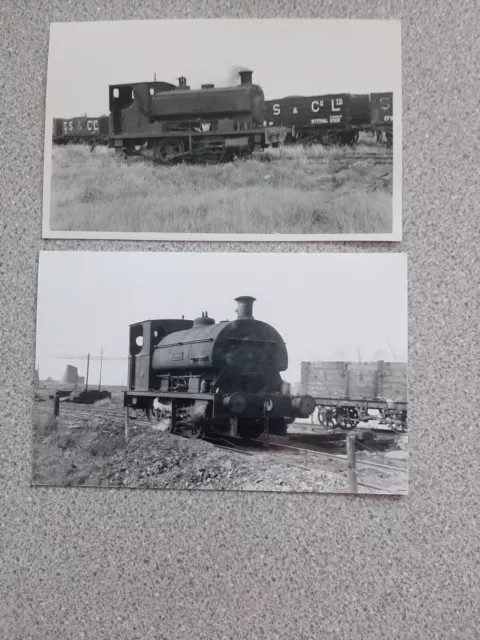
top-left (124, 406), bottom-right (129, 444)
top-left (53, 393), bottom-right (60, 417)
top-left (346, 433), bottom-right (357, 494)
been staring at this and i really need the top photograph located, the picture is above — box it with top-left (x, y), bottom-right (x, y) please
top-left (42, 19), bottom-right (402, 242)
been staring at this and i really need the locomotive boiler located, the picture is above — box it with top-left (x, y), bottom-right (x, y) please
top-left (109, 71), bottom-right (266, 163)
top-left (124, 296), bottom-right (315, 439)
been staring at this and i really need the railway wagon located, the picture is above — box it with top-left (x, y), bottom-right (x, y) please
top-left (265, 93), bottom-right (371, 145)
top-left (124, 296), bottom-right (315, 440)
top-left (300, 360), bottom-right (407, 430)
top-left (52, 115), bottom-right (109, 145)
top-left (109, 71), bottom-right (267, 164)
top-left (370, 92), bottom-right (393, 146)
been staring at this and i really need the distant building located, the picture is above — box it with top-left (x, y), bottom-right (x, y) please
top-left (62, 365), bottom-right (82, 385)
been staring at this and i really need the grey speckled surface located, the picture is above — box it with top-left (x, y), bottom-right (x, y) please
top-left (1, 2), bottom-right (480, 639)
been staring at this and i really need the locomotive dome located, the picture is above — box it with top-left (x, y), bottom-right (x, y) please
top-left (193, 312), bottom-right (215, 327)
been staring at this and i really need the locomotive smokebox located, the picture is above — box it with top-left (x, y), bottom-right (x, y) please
top-left (239, 70), bottom-right (253, 85)
top-left (235, 296), bottom-right (256, 319)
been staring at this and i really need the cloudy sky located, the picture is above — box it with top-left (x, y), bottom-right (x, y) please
top-left (46, 19), bottom-right (401, 118)
top-left (35, 252), bottom-right (408, 386)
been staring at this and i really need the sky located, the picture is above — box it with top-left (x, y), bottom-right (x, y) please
top-left (46, 19), bottom-right (401, 118)
top-left (35, 252), bottom-right (408, 387)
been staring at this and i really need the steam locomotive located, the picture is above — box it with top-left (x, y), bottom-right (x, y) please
top-left (124, 296), bottom-right (316, 440)
top-left (109, 71), bottom-right (267, 163)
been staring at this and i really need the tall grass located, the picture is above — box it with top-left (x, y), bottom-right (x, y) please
top-left (50, 141), bottom-right (393, 234)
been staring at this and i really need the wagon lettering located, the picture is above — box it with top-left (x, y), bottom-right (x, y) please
top-left (272, 103), bottom-right (281, 116)
top-left (87, 119), bottom-right (99, 132)
top-left (311, 99), bottom-right (324, 112)
top-left (384, 115), bottom-right (393, 122)
top-left (329, 115), bottom-right (342, 123)
top-left (331, 98), bottom-right (343, 112)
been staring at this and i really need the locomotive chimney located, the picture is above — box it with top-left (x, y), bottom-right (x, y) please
top-left (235, 296), bottom-right (256, 319)
top-left (239, 70), bottom-right (253, 85)
top-left (177, 76), bottom-right (190, 90)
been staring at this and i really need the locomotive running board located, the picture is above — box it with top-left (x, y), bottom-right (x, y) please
top-left (124, 390), bottom-right (214, 403)
top-left (110, 129), bottom-right (265, 140)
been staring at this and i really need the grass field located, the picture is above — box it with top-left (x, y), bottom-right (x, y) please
top-left (49, 137), bottom-right (393, 234)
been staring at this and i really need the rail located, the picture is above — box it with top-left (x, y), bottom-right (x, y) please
top-left (262, 436), bottom-right (407, 495)
top-left (50, 397), bottom-right (407, 494)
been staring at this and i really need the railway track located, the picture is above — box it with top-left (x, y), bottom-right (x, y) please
top-left (206, 434), bottom-right (407, 494)
top-left (207, 434), bottom-right (407, 474)
top-left (48, 403), bottom-right (407, 463)
top-left (123, 148), bottom-right (393, 167)
top-left (47, 403), bottom-right (406, 446)
top-left (41, 401), bottom-right (407, 494)
top-left (260, 153), bottom-right (393, 165)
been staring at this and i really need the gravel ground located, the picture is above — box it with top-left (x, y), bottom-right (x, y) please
top-left (31, 404), bottom-right (407, 494)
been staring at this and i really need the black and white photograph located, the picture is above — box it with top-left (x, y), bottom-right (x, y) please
top-left (33, 252), bottom-right (408, 495)
top-left (43, 19), bottom-right (402, 241)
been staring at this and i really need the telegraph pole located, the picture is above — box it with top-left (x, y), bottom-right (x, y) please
top-left (98, 347), bottom-right (103, 391)
top-left (85, 352), bottom-right (90, 391)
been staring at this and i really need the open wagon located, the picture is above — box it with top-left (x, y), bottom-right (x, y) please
top-left (300, 360), bottom-right (407, 432)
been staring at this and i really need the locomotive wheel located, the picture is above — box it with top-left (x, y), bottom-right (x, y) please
top-left (152, 139), bottom-right (184, 164)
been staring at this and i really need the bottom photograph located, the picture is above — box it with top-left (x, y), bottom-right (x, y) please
top-left (33, 251), bottom-right (408, 495)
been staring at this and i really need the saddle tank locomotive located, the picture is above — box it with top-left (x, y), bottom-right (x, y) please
top-left (109, 70), bottom-right (266, 163)
top-left (125, 296), bottom-right (315, 439)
